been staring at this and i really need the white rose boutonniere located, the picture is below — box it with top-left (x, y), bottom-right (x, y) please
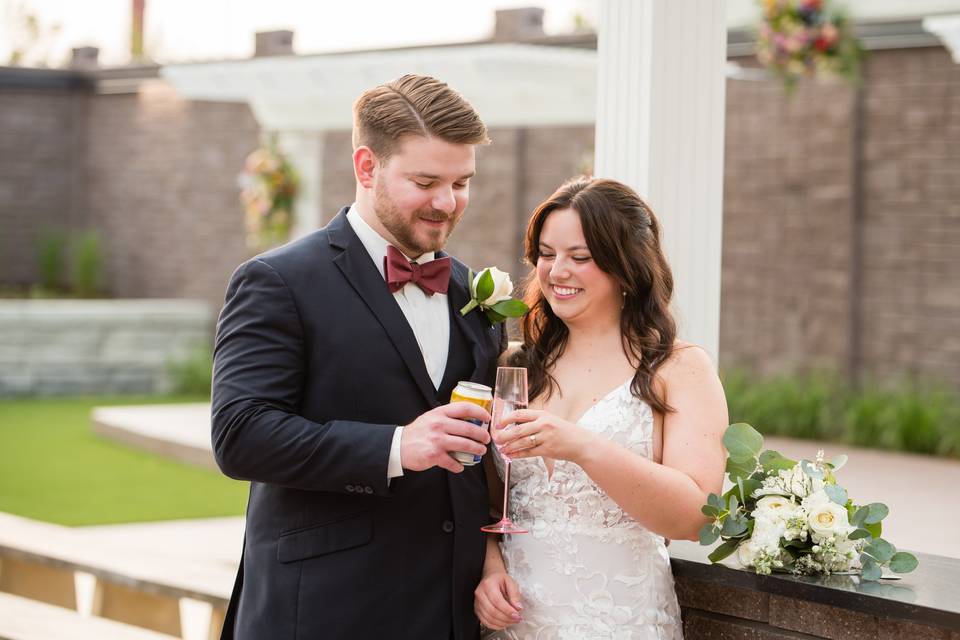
top-left (460, 267), bottom-right (529, 325)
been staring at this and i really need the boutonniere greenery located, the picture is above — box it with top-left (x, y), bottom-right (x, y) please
top-left (460, 267), bottom-right (528, 325)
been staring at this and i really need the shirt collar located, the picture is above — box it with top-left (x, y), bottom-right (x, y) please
top-left (346, 204), bottom-right (436, 280)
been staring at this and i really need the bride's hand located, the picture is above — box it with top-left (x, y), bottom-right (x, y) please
top-left (495, 410), bottom-right (595, 463)
top-left (474, 570), bottom-right (523, 630)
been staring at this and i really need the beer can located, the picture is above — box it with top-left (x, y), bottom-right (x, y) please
top-left (450, 381), bottom-right (493, 466)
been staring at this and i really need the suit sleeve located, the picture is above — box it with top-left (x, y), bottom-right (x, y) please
top-left (211, 258), bottom-right (396, 495)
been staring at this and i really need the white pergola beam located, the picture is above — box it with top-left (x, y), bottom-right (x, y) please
top-left (162, 44), bottom-right (598, 129)
top-left (595, 0), bottom-right (728, 362)
top-left (923, 14), bottom-right (960, 63)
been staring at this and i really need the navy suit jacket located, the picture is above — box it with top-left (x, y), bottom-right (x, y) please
top-left (212, 208), bottom-right (505, 640)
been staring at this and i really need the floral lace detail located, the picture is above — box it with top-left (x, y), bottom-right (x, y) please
top-left (486, 381), bottom-right (683, 640)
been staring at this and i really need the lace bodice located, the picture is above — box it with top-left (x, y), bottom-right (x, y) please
top-left (486, 380), bottom-right (683, 640)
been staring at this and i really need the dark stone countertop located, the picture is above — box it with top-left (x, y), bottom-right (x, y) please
top-left (668, 540), bottom-right (960, 632)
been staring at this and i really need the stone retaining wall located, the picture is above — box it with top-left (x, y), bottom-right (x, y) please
top-left (0, 300), bottom-right (211, 396)
top-left (671, 541), bottom-right (960, 639)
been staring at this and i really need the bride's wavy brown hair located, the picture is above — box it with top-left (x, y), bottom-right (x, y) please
top-left (512, 176), bottom-right (677, 414)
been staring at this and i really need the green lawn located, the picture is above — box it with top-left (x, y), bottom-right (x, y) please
top-left (0, 396), bottom-right (248, 526)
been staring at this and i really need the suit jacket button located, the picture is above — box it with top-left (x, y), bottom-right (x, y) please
top-left (345, 485), bottom-right (355, 492)
top-left (442, 520), bottom-right (455, 533)
top-left (364, 486), bottom-right (374, 494)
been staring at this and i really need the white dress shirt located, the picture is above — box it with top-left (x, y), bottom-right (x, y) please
top-left (346, 205), bottom-right (451, 479)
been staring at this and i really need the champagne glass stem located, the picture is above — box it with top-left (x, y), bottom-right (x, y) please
top-left (501, 460), bottom-right (511, 522)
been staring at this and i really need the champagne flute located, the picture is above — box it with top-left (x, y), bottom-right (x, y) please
top-left (481, 366), bottom-right (529, 535)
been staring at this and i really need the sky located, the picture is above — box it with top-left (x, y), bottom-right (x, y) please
top-left (1, 0), bottom-right (598, 67)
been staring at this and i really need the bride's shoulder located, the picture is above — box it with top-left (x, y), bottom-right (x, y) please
top-left (657, 341), bottom-right (718, 384)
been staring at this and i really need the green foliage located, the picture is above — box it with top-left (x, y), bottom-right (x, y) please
top-left (28, 228), bottom-right (107, 298)
top-left (37, 229), bottom-right (67, 292)
top-left (0, 396), bottom-right (246, 525)
top-left (723, 370), bottom-right (960, 458)
top-left (167, 344), bottom-right (213, 396)
top-left (71, 231), bottom-right (103, 298)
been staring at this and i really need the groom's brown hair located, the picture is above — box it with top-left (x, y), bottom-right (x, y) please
top-left (352, 74), bottom-right (489, 160)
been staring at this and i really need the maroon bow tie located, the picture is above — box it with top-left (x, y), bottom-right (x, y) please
top-left (384, 245), bottom-right (451, 296)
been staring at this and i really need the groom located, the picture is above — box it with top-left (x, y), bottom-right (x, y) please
top-left (211, 74), bottom-right (505, 640)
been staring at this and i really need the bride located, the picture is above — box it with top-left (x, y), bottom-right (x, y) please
top-left (475, 177), bottom-right (728, 639)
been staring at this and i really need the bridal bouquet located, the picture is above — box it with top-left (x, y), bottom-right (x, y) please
top-left (699, 423), bottom-right (918, 581)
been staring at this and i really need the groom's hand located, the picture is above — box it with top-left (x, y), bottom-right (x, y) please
top-left (400, 403), bottom-right (491, 473)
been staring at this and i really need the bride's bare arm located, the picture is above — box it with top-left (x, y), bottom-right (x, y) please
top-left (499, 345), bottom-right (727, 541)
top-left (580, 346), bottom-right (726, 540)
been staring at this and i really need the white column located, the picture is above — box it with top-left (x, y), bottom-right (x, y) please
top-left (274, 131), bottom-right (324, 240)
top-left (595, 0), bottom-right (728, 362)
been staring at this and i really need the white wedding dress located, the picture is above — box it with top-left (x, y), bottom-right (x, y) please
top-left (486, 380), bottom-right (684, 640)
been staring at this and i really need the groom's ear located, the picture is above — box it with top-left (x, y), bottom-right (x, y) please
top-left (353, 146), bottom-right (378, 188)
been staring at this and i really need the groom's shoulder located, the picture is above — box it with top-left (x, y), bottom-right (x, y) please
top-left (228, 227), bottom-right (336, 290)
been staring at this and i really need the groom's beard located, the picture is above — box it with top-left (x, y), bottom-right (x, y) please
top-left (373, 182), bottom-right (461, 256)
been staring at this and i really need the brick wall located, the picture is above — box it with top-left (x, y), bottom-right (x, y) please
top-left (0, 86), bottom-right (86, 285)
top-left (719, 46), bottom-right (960, 387)
top-left (720, 67), bottom-right (858, 378)
top-left (858, 48), bottom-right (960, 387)
top-left (83, 80), bottom-right (259, 314)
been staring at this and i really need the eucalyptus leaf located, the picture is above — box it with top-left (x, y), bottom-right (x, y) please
top-left (800, 460), bottom-right (823, 479)
top-left (708, 493), bottom-right (724, 510)
top-left (864, 503), bottom-right (889, 524)
top-left (491, 298), bottom-right (528, 317)
top-left (849, 528), bottom-right (871, 540)
top-left (851, 506), bottom-right (870, 527)
top-left (738, 478), bottom-right (763, 506)
top-left (723, 423), bottom-right (764, 462)
top-left (888, 552), bottom-right (919, 574)
top-left (861, 556), bottom-right (882, 581)
top-left (708, 539), bottom-right (740, 563)
top-left (829, 454), bottom-right (848, 471)
top-left (699, 523), bottom-right (720, 546)
top-left (728, 493), bottom-right (740, 515)
top-left (759, 450), bottom-right (796, 472)
top-left (726, 456), bottom-right (756, 482)
top-left (721, 515), bottom-right (748, 537)
top-left (824, 484), bottom-right (848, 506)
top-left (865, 521), bottom-right (883, 539)
top-left (476, 269), bottom-right (494, 302)
top-left (865, 538), bottom-right (896, 564)
top-left (701, 504), bottom-right (719, 517)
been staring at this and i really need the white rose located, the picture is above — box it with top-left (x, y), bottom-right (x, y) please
top-left (474, 267), bottom-right (514, 305)
top-left (737, 539), bottom-right (759, 567)
top-left (756, 495), bottom-right (796, 517)
top-left (807, 502), bottom-right (851, 538)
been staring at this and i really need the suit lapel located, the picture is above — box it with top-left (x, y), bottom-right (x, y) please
top-left (328, 211), bottom-right (438, 406)
top-left (445, 258), bottom-right (491, 381)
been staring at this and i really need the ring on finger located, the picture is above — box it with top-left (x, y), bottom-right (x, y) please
top-left (529, 434), bottom-right (537, 446)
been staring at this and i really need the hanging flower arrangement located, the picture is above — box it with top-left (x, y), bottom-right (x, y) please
top-left (239, 140), bottom-right (298, 251)
top-left (756, 0), bottom-right (863, 92)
